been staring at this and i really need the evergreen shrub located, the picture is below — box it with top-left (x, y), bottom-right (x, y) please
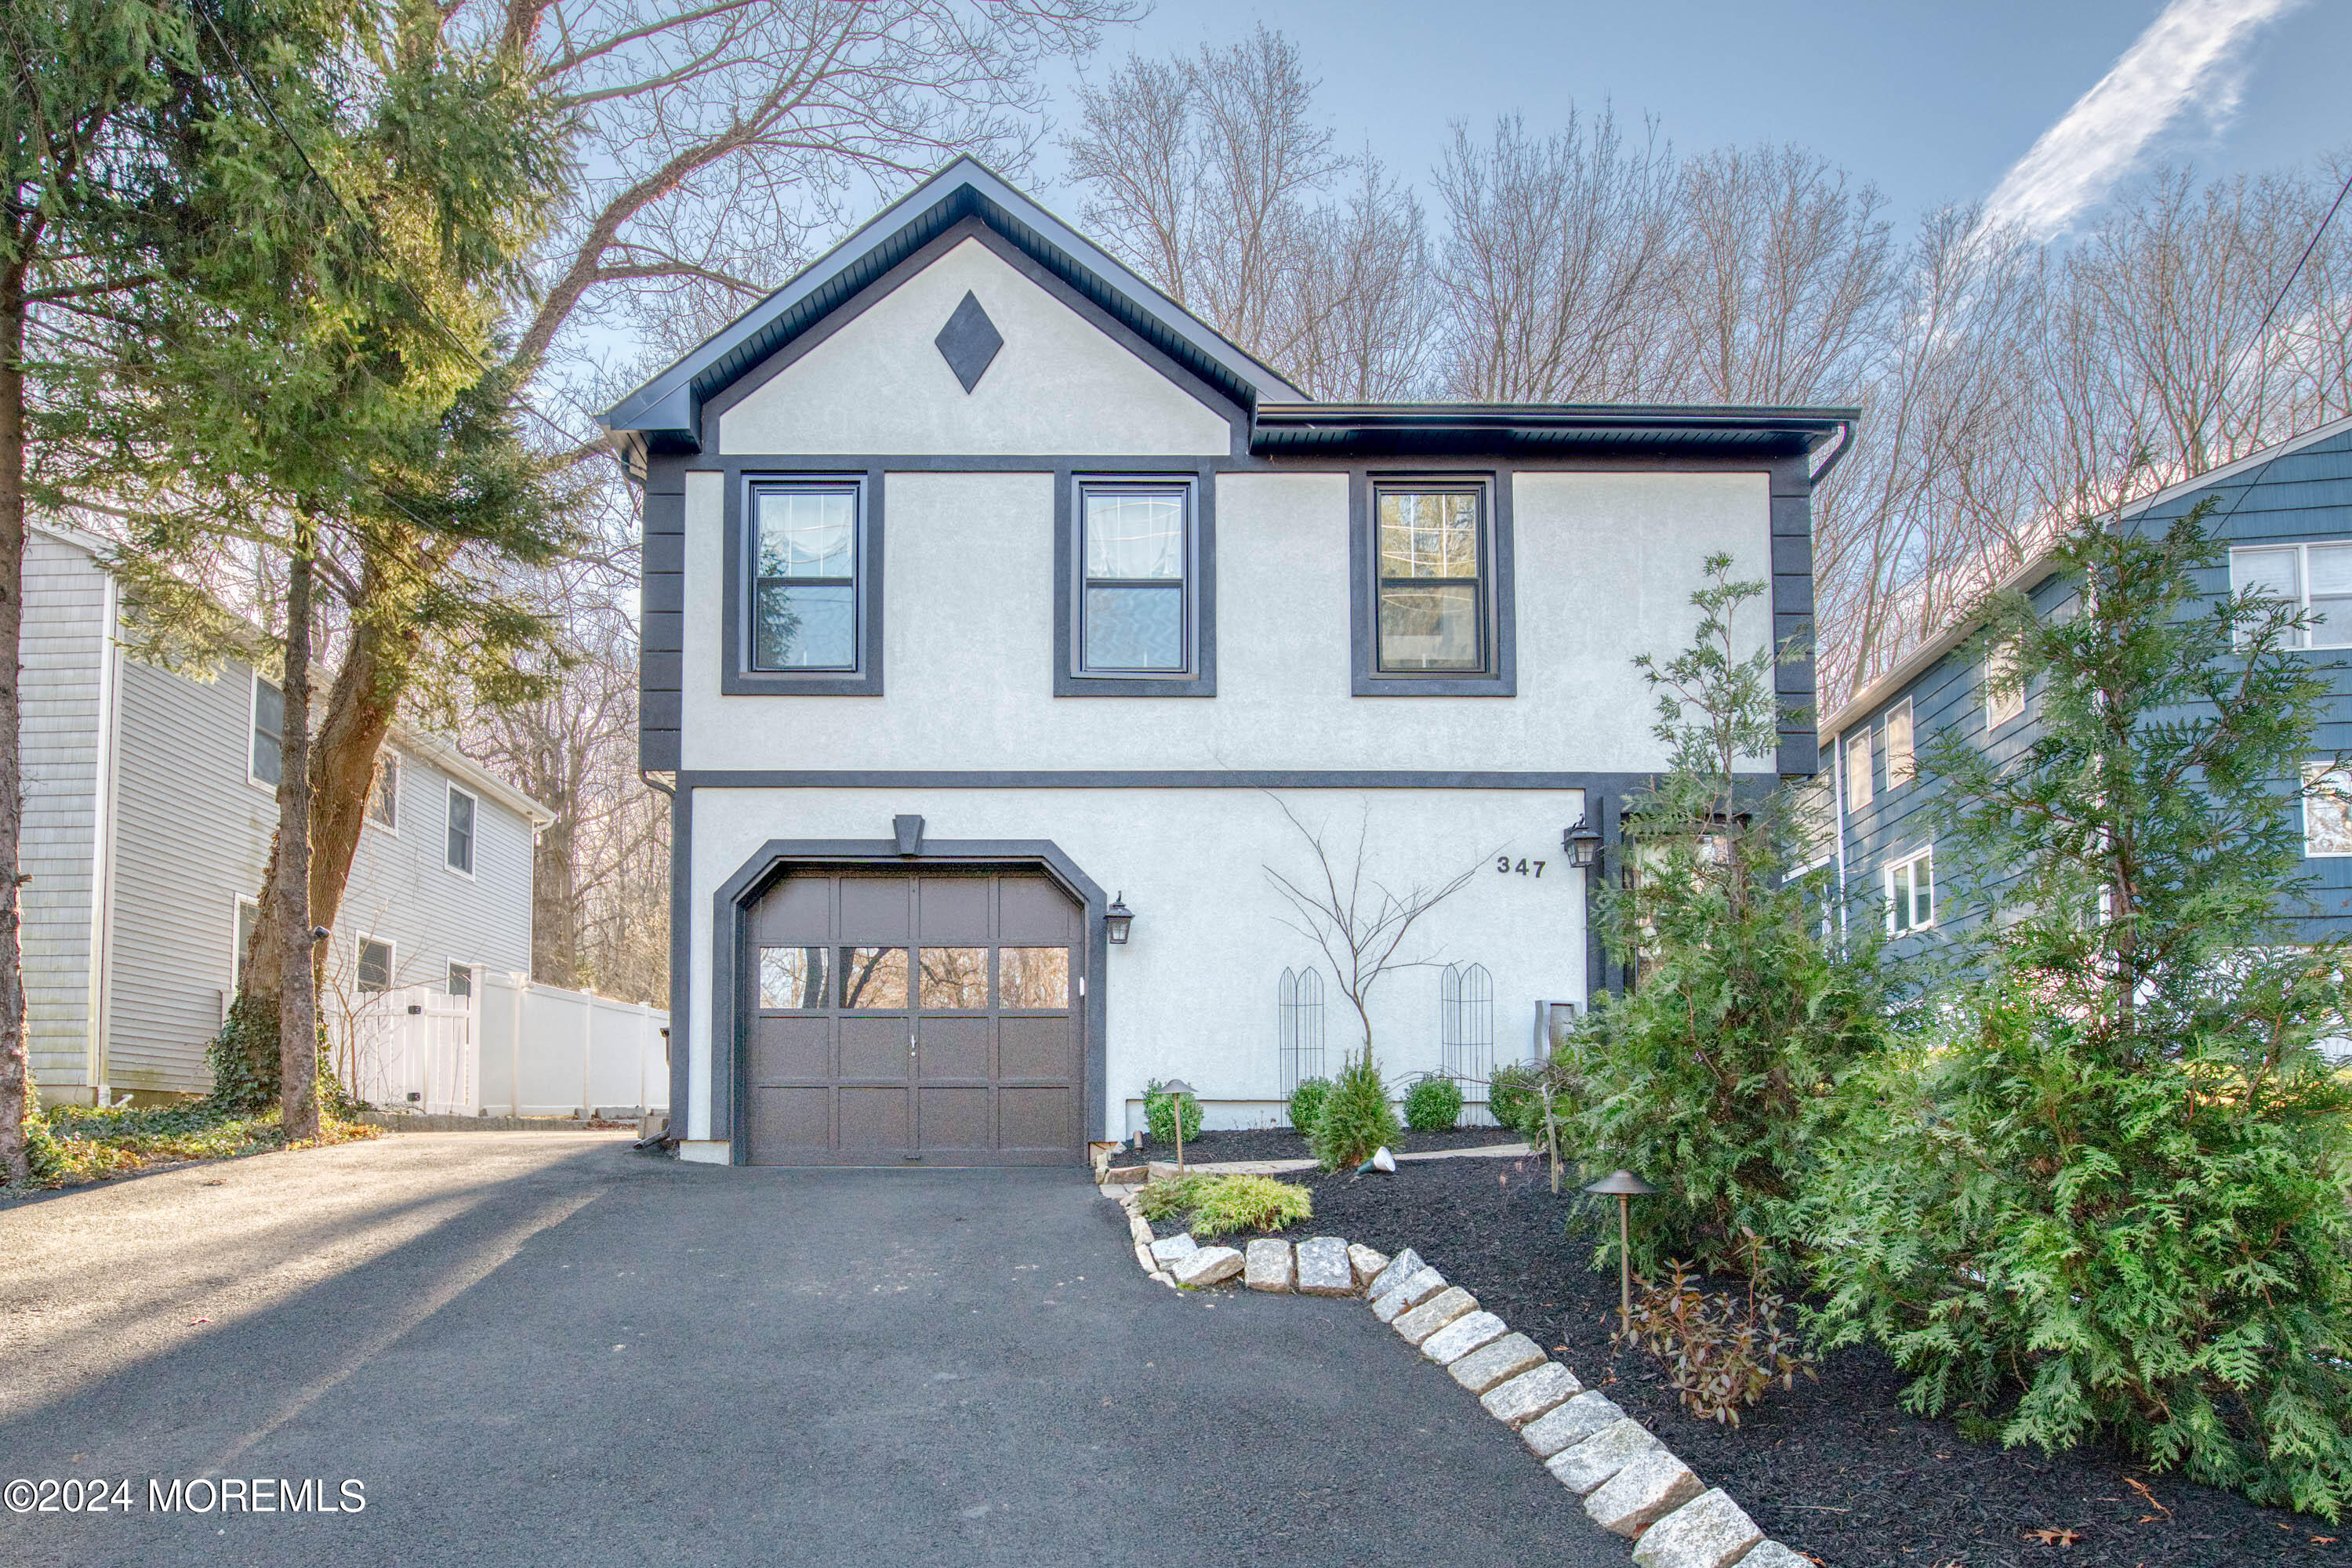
top-left (1402, 1073), bottom-right (1463, 1132)
top-left (1310, 1052), bottom-right (1399, 1171)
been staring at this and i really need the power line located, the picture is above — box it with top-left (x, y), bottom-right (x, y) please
top-left (2223, 161), bottom-right (2352, 401)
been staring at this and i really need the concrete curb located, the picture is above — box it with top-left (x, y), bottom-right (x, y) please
top-left (1103, 1177), bottom-right (1818, 1566)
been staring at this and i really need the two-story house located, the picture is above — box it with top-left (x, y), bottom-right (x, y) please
top-left (601, 159), bottom-right (1852, 1167)
top-left (1820, 413), bottom-right (2352, 955)
top-left (24, 518), bottom-right (550, 1106)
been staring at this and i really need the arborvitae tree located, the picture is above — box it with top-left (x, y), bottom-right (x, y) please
top-left (1575, 554), bottom-right (1886, 1281)
top-left (1812, 503), bottom-right (2352, 1519)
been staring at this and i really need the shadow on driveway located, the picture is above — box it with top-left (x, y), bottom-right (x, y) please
top-left (2, 1142), bottom-right (1626, 1566)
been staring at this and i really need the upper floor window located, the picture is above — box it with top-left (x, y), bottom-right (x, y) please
top-left (724, 471), bottom-right (884, 697)
top-left (1843, 730), bottom-right (1872, 812)
top-left (752, 485), bottom-right (858, 670)
top-left (445, 785), bottom-right (477, 876)
top-left (368, 752), bottom-right (400, 831)
top-left (1352, 476), bottom-right (1515, 696)
top-left (1057, 474), bottom-right (1213, 696)
top-left (2233, 543), bottom-right (2352, 647)
top-left (447, 961), bottom-right (474, 998)
top-left (251, 676), bottom-right (284, 787)
top-left (1886, 847), bottom-right (1935, 935)
top-left (1082, 484), bottom-right (1188, 673)
top-left (1985, 643), bottom-right (2025, 731)
top-left (1884, 699), bottom-right (1915, 786)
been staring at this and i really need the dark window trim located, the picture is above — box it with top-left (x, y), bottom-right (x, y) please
top-left (721, 468), bottom-right (886, 696)
top-left (1054, 467), bottom-right (1216, 696)
top-left (1349, 469), bottom-right (1515, 696)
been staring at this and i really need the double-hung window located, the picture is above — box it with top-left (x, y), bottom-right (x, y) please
top-left (368, 752), bottom-right (400, 832)
top-left (2233, 543), bottom-right (2352, 647)
top-left (751, 485), bottom-right (859, 671)
top-left (1058, 476), bottom-right (1210, 695)
top-left (1081, 485), bottom-right (1188, 672)
top-left (1884, 699), bottom-right (1915, 786)
top-left (1353, 477), bottom-right (1513, 695)
top-left (445, 786), bottom-right (477, 877)
top-left (251, 676), bottom-right (285, 787)
top-left (1886, 848), bottom-right (1935, 935)
top-left (357, 938), bottom-right (394, 993)
top-left (1843, 731), bottom-right (1873, 812)
top-left (1984, 643), bottom-right (2025, 730)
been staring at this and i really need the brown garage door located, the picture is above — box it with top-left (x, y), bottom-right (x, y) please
top-left (742, 869), bottom-right (1084, 1166)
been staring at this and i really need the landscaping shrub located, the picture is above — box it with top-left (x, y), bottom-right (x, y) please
top-left (1309, 1051), bottom-right (1399, 1171)
top-left (1615, 1256), bottom-right (1814, 1427)
top-left (1142, 1079), bottom-right (1201, 1147)
top-left (14, 1098), bottom-right (382, 1191)
top-left (1811, 506), bottom-right (2352, 1519)
top-left (1486, 1062), bottom-right (1537, 1134)
top-left (1577, 556), bottom-right (1887, 1279)
top-left (1135, 1173), bottom-right (1207, 1222)
top-left (1189, 1174), bottom-right (1313, 1237)
top-left (1284, 1075), bottom-right (1330, 1134)
top-left (1402, 1073), bottom-right (1463, 1132)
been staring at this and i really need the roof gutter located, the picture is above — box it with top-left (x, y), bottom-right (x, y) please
top-left (1806, 416), bottom-right (1858, 487)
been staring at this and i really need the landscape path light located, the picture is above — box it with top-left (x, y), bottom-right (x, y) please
top-left (1160, 1078), bottom-right (1195, 1173)
top-left (1583, 1168), bottom-right (1658, 1338)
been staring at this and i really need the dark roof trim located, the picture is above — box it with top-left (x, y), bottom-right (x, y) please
top-left (1249, 402), bottom-right (1858, 459)
top-left (597, 158), bottom-right (1303, 461)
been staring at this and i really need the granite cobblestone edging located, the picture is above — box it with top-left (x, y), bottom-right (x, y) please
top-left (1103, 1179), bottom-right (1815, 1568)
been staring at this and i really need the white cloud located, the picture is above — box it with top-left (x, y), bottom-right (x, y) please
top-left (1984, 0), bottom-right (2305, 238)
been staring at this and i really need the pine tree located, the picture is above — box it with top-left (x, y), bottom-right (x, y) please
top-left (1812, 503), bottom-right (2352, 1518)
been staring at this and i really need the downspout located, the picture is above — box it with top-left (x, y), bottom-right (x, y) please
top-left (1807, 418), bottom-right (1857, 488)
top-left (1830, 722), bottom-right (1849, 947)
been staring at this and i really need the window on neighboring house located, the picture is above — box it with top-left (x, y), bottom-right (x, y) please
top-left (1795, 777), bottom-right (1836, 869)
top-left (357, 938), bottom-right (394, 993)
top-left (250, 676), bottom-right (284, 786)
top-left (445, 786), bottom-right (477, 876)
top-left (1885, 699), bottom-right (1915, 786)
top-left (446, 962), bottom-right (473, 998)
top-left (2305, 762), bottom-right (2352, 856)
top-left (1375, 486), bottom-right (1487, 673)
top-left (233, 896), bottom-right (260, 989)
top-left (1886, 848), bottom-right (1935, 935)
top-left (368, 752), bottom-right (399, 831)
top-left (750, 483), bottom-right (858, 670)
top-left (1843, 730), bottom-right (1873, 812)
top-left (2234, 543), bottom-right (2352, 648)
top-left (1984, 644), bottom-right (2025, 730)
top-left (1078, 483), bottom-right (1190, 673)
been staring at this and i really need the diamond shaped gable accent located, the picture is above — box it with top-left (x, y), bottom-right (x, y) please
top-left (933, 291), bottom-right (1003, 393)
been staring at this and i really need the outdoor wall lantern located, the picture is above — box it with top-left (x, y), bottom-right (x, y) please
top-left (1105, 893), bottom-right (1134, 946)
top-left (1160, 1077), bottom-right (1196, 1173)
top-left (1583, 1168), bottom-right (1659, 1337)
top-left (1564, 818), bottom-right (1602, 869)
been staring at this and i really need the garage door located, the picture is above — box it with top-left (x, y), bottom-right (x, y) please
top-left (742, 870), bottom-right (1085, 1166)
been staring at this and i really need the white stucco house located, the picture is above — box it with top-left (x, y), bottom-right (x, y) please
top-left (600, 159), bottom-right (1848, 1167)
top-left (23, 519), bottom-right (550, 1105)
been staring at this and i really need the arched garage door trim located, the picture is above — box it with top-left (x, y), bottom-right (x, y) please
top-left (709, 838), bottom-right (1108, 1165)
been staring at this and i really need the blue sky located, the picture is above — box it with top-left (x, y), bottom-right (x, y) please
top-left (1032, 0), bottom-right (2351, 234)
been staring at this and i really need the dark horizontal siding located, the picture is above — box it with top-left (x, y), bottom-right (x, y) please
top-left (641, 456), bottom-right (687, 771)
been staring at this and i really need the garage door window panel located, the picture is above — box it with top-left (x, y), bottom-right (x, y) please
top-left (759, 946), bottom-right (829, 1010)
top-left (839, 946), bottom-right (908, 1009)
top-left (919, 947), bottom-right (989, 1010)
top-left (997, 946), bottom-right (1070, 1010)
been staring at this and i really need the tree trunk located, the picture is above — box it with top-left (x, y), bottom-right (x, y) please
top-left (237, 607), bottom-right (411, 1040)
top-left (532, 811), bottom-right (579, 987)
top-left (276, 535), bottom-right (320, 1142)
top-left (0, 264), bottom-right (31, 1182)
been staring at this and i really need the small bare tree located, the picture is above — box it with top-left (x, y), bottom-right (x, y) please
top-left (1261, 795), bottom-right (1484, 1072)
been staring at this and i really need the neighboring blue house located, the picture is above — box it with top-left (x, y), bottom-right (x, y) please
top-left (1817, 414), bottom-right (2352, 955)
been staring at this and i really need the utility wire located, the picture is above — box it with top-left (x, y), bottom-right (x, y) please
top-left (2222, 161), bottom-right (2352, 403)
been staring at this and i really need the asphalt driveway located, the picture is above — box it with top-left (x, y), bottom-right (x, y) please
top-left (1, 1134), bottom-right (1626, 1566)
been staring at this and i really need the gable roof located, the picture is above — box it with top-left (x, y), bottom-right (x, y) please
top-left (597, 158), bottom-right (1305, 463)
top-left (1820, 412), bottom-right (2352, 739)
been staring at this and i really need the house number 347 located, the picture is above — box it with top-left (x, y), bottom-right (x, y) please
top-left (1496, 856), bottom-right (1545, 878)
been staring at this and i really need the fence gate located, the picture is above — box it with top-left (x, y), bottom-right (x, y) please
top-left (1277, 967), bottom-right (1326, 1097)
top-left (1440, 962), bottom-right (1495, 1124)
top-left (337, 985), bottom-right (477, 1115)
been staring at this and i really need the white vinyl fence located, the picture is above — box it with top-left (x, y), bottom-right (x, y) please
top-left (332, 970), bottom-right (668, 1119)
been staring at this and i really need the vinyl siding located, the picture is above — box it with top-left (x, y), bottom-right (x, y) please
top-left (21, 534), bottom-right (111, 1094)
top-left (1831, 424), bottom-right (2352, 959)
top-left (107, 651), bottom-right (536, 1095)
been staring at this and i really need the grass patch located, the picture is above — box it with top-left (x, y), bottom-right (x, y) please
top-left (1137, 1172), bottom-right (1312, 1238)
top-left (18, 1102), bottom-right (383, 1192)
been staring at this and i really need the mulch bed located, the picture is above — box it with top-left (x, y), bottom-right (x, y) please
top-left (1117, 1125), bottom-right (1520, 1166)
top-left (1145, 1151), bottom-right (2352, 1568)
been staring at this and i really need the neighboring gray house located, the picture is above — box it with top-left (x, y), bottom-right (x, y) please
top-left (24, 519), bottom-right (550, 1106)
